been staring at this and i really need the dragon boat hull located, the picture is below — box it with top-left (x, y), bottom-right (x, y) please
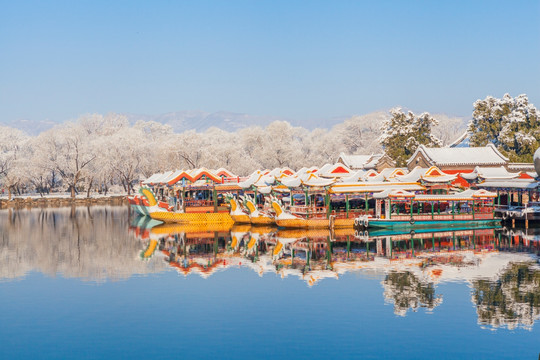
top-left (250, 215), bottom-right (276, 225)
top-left (149, 211), bottom-right (234, 225)
top-left (366, 218), bottom-right (500, 230)
top-left (133, 204), bottom-right (149, 216)
top-left (231, 214), bottom-right (251, 224)
top-left (150, 222), bottom-right (234, 234)
top-left (275, 216), bottom-right (355, 229)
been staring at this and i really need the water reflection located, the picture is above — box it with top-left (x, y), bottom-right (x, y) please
top-left (131, 216), bottom-right (540, 329)
top-left (383, 271), bottom-right (442, 316)
top-left (1, 207), bottom-right (540, 330)
top-left (472, 263), bottom-right (540, 330)
top-left (0, 207), bottom-right (166, 281)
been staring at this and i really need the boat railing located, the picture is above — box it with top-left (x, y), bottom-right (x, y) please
top-left (388, 212), bottom-right (494, 221)
top-left (332, 209), bottom-right (374, 219)
top-left (222, 176), bottom-right (248, 184)
top-left (289, 205), bottom-right (327, 215)
top-left (184, 199), bottom-right (215, 207)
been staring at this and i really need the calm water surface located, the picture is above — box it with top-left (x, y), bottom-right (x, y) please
top-left (1, 206), bottom-right (539, 359)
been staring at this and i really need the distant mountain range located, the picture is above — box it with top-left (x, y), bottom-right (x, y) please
top-left (0, 110), bottom-right (467, 136)
top-left (1, 118), bottom-right (58, 135)
top-left (124, 111), bottom-right (293, 133)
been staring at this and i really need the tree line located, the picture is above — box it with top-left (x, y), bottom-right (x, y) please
top-left (0, 94), bottom-right (536, 198)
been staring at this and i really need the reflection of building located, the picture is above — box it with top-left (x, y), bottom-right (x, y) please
top-left (4, 208), bottom-right (539, 330)
top-left (134, 222), bottom-right (540, 329)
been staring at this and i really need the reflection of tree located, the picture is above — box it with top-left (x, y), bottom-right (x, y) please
top-left (383, 271), bottom-right (442, 316)
top-left (0, 207), bottom-right (166, 281)
top-left (471, 262), bottom-right (540, 330)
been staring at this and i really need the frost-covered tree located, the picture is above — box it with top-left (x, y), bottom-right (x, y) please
top-left (432, 114), bottom-right (467, 146)
top-left (379, 108), bottom-right (441, 166)
top-left (37, 122), bottom-right (97, 197)
top-left (332, 112), bottom-right (385, 155)
top-left (469, 94), bottom-right (539, 162)
top-left (252, 121), bottom-right (304, 169)
top-left (25, 136), bottom-right (60, 195)
top-left (169, 130), bottom-right (209, 169)
top-left (0, 126), bottom-right (29, 199)
top-left (100, 127), bottom-right (150, 195)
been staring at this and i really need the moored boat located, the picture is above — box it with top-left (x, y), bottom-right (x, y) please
top-left (243, 196), bottom-right (276, 225)
top-left (357, 189), bottom-right (500, 230)
top-left (139, 187), bottom-right (234, 225)
top-left (225, 195), bottom-right (251, 224)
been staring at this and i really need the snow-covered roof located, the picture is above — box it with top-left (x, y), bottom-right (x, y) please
top-left (330, 182), bottom-right (425, 194)
top-left (317, 163), bottom-right (352, 178)
top-left (373, 189), bottom-right (415, 199)
top-left (477, 179), bottom-right (539, 190)
top-left (393, 166), bottom-right (456, 183)
top-left (341, 170), bottom-right (367, 183)
top-left (472, 166), bottom-right (521, 180)
top-left (364, 154), bottom-right (384, 169)
top-left (338, 153), bottom-right (373, 169)
top-left (507, 163), bottom-right (535, 171)
top-left (238, 171), bottom-right (265, 188)
top-left (280, 177), bottom-right (302, 188)
top-left (142, 172), bottom-right (164, 185)
top-left (394, 167), bottom-right (425, 182)
top-left (371, 188), bottom-right (496, 200)
top-left (368, 167), bottom-right (408, 182)
top-left (301, 174), bottom-right (336, 187)
top-left (214, 167), bottom-right (236, 178)
top-left (448, 131), bottom-right (470, 148)
top-left (408, 144), bottom-right (509, 167)
top-left (338, 153), bottom-right (385, 170)
top-left (414, 189), bottom-right (497, 201)
top-left (279, 173), bottom-right (335, 188)
top-left (153, 170), bottom-right (174, 185)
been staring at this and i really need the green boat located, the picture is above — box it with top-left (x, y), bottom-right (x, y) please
top-left (357, 188), bottom-right (500, 230)
top-left (366, 218), bottom-right (500, 230)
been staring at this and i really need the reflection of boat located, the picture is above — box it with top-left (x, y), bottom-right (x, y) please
top-left (140, 240), bottom-right (159, 259)
top-left (365, 224), bottom-right (501, 239)
top-left (249, 225), bottom-right (277, 234)
top-left (134, 222), bottom-right (539, 291)
top-left (277, 228), bottom-right (331, 239)
top-left (131, 214), bottom-right (163, 230)
top-left (150, 222), bottom-right (233, 235)
top-left (277, 227), bottom-right (356, 240)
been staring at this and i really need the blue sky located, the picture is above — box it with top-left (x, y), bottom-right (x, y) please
top-left (1, 0), bottom-right (539, 125)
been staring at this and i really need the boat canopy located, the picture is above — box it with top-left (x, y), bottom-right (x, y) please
top-left (376, 189), bottom-right (498, 201)
top-left (373, 189), bottom-right (415, 199)
top-left (329, 182), bottom-right (425, 194)
top-left (477, 179), bottom-right (539, 190)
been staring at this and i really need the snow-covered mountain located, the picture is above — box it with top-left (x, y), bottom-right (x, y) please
top-left (0, 118), bottom-right (57, 136)
top-left (124, 111), bottom-right (288, 133)
top-left (0, 109), bottom-right (467, 137)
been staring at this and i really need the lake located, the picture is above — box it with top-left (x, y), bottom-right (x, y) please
top-left (1, 206), bottom-right (539, 359)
